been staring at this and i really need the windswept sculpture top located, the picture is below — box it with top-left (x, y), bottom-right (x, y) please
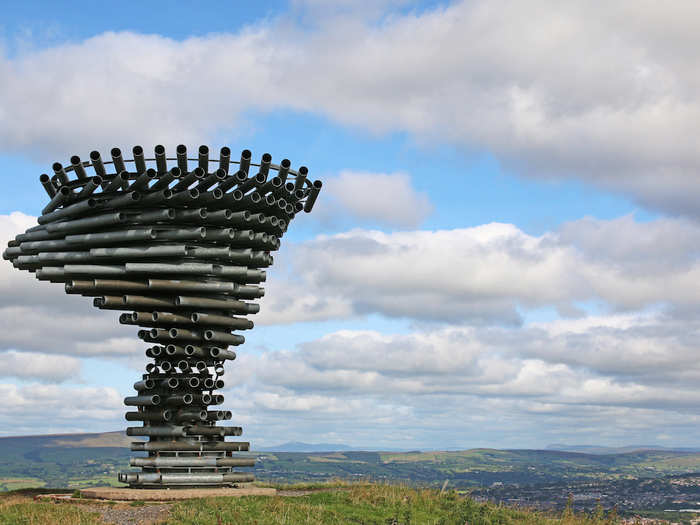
top-left (2, 145), bottom-right (322, 488)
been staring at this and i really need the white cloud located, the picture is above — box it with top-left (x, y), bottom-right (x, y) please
top-left (0, 383), bottom-right (123, 436)
top-left (2, 2), bottom-right (700, 213)
top-left (318, 171), bottom-right (433, 228)
top-left (260, 215), bottom-right (700, 325)
top-left (222, 312), bottom-right (700, 447)
top-left (0, 350), bottom-right (81, 382)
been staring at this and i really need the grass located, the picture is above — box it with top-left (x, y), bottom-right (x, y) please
top-left (0, 482), bottom-right (626, 525)
top-left (0, 493), bottom-right (100, 525)
top-left (164, 483), bottom-right (621, 525)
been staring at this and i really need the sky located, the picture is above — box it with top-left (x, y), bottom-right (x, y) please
top-left (0, 0), bottom-right (699, 450)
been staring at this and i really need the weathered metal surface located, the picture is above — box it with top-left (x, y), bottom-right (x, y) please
top-left (3, 145), bottom-right (322, 488)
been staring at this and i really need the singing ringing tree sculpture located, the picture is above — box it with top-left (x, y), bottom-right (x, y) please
top-left (2, 145), bottom-right (322, 488)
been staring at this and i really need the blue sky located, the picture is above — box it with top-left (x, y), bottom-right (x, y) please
top-left (0, 0), bottom-right (699, 450)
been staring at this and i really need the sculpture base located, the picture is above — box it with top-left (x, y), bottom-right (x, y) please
top-left (80, 486), bottom-right (276, 501)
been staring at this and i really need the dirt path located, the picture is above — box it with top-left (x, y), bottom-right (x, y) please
top-left (82, 503), bottom-right (171, 525)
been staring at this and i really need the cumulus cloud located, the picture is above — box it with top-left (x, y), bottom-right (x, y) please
top-left (0, 383), bottom-right (123, 436)
top-left (224, 312), bottom-right (700, 447)
top-left (2, 2), bottom-right (700, 214)
top-left (0, 350), bottom-right (81, 382)
top-left (3, 206), bottom-right (700, 445)
top-left (318, 171), bottom-right (433, 228)
top-left (260, 215), bottom-right (700, 325)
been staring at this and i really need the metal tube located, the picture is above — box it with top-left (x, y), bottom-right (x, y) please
top-left (46, 211), bottom-right (126, 234)
top-left (111, 148), bottom-right (126, 175)
top-left (52, 162), bottom-right (70, 187)
top-left (65, 228), bottom-right (156, 246)
top-left (130, 457), bottom-right (254, 468)
top-left (195, 187), bottom-right (223, 205)
top-left (104, 171), bottom-right (130, 193)
top-left (239, 149), bottom-right (252, 174)
top-left (191, 313), bottom-right (253, 330)
top-left (220, 189), bottom-right (244, 206)
top-left (169, 187), bottom-right (199, 204)
top-left (204, 330), bottom-right (245, 345)
top-left (278, 158), bottom-right (291, 183)
top-left (173, 409), bottom-right (208, 423)
top-left (304, 180), bottom-right (323, 213)
top-left (90, 150), bottom-right (106, 177)
top-left (90, 245), bottom-right (190, 258)
top-left (124, 395), bottom-right (161, 406)
top-left (155, 144), bottom-right (167, 173)
top-left (218, 171), bottom-right (246, 192)
top-left (237, 172), bottom-right (266, 194)
top-left (130, 440), bottom-right (250, 453)
top-left (147, 279), bottom-right (234, 293)
top-left (123, 295), bottom-right (175, 309)
top-left (152, 312), bottom-right (194, 326)
top-left (133, 145), bottom-right (146, 173)
top-left (125, 409), bottom-right (172, 422)
top-left (133, 379), bottom-right (155, 391)
top-left (104, 190), bottom-right (142, 209)
top-left (259, 176), bottom-right (282, 196)
top-left (127, 168), bottom-right (156, 192)
top-left (139, 189), bottom-right (171, 206)
top-left (162, 327), bottom-right (203, 342)
top-left (76, 176), bottom-right (103, 199)
top-left (127, 426), bottom-right (186, 437)
top-left (64, 265), bottom-right (127, 276)
top-left (83, 279), bottom-right (148, 292)
top-left (197, 168), bottom-right (226, 191)
top-left (38, 197), bottom-right (100, 224)
top-left (154, 226), bottom-right (205, 241)
top-left (294, 165), bottom-right (308, 191)
top-left (198, 144), bottom-right (209, 171)
top-left (42, 186), bottom-right (71, 215)
top-left (131, 208), bottom-right (176, 223)
top-left (164, 394), bottom-right (194, 406)
top-left (207, 209), bottom-right (249, 226)
top-left (191, 393), bottom-right (212, 404)
top-left (219, 146), bottom-right (231, 173)
top-left (70, 155), bottom-right (88, 181)
top-left (40, 174), bottom-right (57, 198)
top-left (258, 152), bottom-right (271, 179)
top-left (172, 167), bottom-right (205, 192)
top-left (176, 144), bottom-right (188, 173)
top-left (151, 166), bottom-right (179, 190)
top-left (175, 295), bottom-right (250, 313)
top-left (209, 347), bottom-right (237, 360)
top-left (174, 208), bottom-right (207, 222)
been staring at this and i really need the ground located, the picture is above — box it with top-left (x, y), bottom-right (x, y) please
top-left (0, 482), bottom-right (627, 525)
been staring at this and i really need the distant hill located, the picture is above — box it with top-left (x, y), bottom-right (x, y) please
top-left (0, 431), bottom-right (137, 449)
top-left (258, 441), bottom-right (356, 452)
top-left (546, 443), bottom-right (700, 454)
top-left (2, 431), bottom-right (700, 491)
top-left (257, 441), bottom-right (416, 452)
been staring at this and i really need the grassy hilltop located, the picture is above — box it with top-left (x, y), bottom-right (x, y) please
top-left (0, 483), bottom-right (621, 525)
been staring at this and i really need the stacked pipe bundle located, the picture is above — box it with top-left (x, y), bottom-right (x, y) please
top-left (2, 145), bottom-right (322, 488)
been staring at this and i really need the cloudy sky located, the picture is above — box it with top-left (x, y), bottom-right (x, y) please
top-left (1, 0), bottom-right (699, 449)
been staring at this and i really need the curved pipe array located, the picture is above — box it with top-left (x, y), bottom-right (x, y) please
top-left (3, 145), bottom-right (322, 488)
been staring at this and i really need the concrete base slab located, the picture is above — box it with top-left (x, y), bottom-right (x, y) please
top-left (80, 486), bottom-right (277, 501)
